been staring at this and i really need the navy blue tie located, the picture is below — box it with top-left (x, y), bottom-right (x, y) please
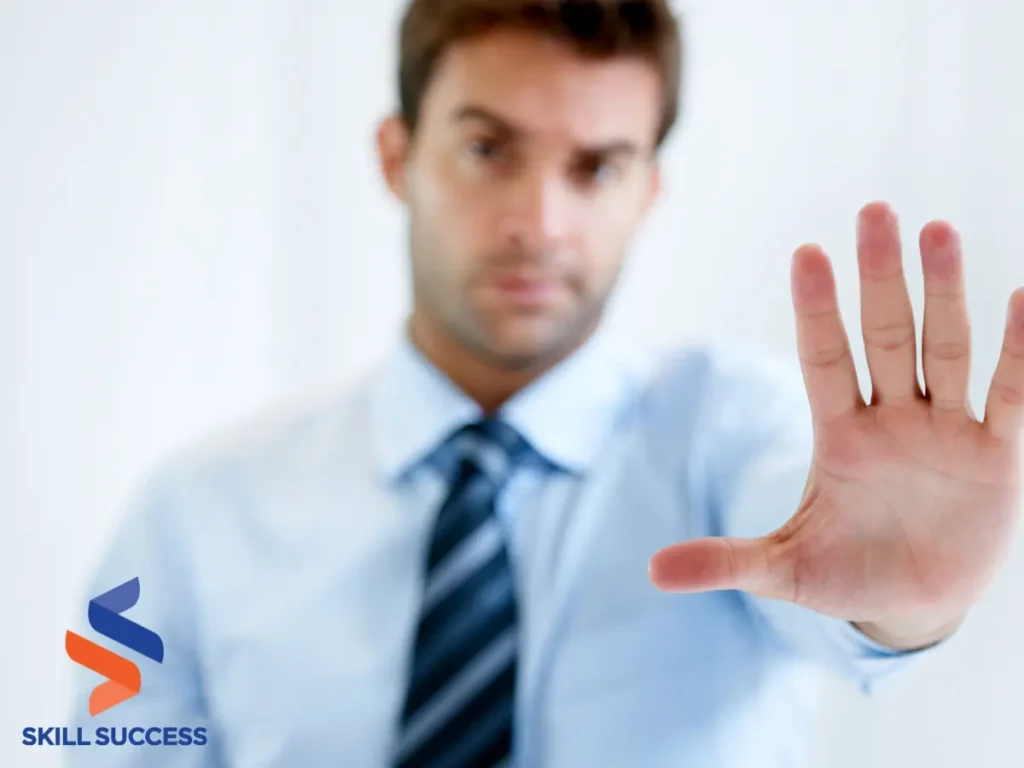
top-left (393, 419), bottom-right (528, 768)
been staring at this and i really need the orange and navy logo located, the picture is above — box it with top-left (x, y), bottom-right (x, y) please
top-left (65, 578), bottom-right (165, 716)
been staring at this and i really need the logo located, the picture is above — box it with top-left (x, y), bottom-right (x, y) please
top-left (65, 577), bottom-right (164, 715)
top-left (20, 576), bottom-right (208, 749)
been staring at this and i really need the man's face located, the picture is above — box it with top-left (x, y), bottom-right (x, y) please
top-left (382, 28), bottom-right (663, 369)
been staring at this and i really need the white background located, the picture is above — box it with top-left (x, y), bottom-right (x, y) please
top-left (4, 1), bottom-right (1024, 766)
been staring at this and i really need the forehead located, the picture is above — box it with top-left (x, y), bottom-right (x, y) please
top-left (420, 28), bottom-right (662, 148)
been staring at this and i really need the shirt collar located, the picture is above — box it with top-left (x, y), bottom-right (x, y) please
top-left (369, 323), bottom-right (638, 482)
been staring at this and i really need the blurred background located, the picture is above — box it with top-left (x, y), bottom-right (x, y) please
top-left (4, 1), bottom-right (1024, 766)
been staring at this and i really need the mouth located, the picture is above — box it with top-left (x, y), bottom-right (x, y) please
top-left (486, 274), bottom-right (565, 307)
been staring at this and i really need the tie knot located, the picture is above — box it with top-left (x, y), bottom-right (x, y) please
top-left (466, 418), bottom-right (527, 455)
top-left (438, 418), bottom-right (529, 488)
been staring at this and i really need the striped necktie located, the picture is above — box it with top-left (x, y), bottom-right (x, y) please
top-left (393, 418), bottom-right (528, 768)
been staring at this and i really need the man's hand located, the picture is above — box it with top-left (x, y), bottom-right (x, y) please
top-left (649, 201), bottom-right (1024, 650)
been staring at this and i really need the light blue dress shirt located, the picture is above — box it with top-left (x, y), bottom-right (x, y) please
top-left (67, 328), bottom-right (936, 767)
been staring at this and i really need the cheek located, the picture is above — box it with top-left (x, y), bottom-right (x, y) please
top-left (577, 206), bottom-right (635, 280)
top-left (419, 159), bottom-right (500, 253)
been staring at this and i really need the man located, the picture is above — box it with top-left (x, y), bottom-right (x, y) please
top-left (68, 0), bottom-right (1023, 766)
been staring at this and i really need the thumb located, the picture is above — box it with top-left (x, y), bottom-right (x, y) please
top-left (648, 536), bottom-right (793, 600)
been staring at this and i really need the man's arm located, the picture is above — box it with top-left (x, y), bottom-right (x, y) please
top-left (65, 470), bottom-right (225, 767)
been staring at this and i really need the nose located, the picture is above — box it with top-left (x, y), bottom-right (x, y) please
top-left (498, 169), bottom-right (574, 253)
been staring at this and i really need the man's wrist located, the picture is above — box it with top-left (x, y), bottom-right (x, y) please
top-left (852, 609), bottom-right (967, 651)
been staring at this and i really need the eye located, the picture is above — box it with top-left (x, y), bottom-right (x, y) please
top-left (468, 137), bottom-right (505, 162)
top-left (575, 156), bottom-right (620, 187)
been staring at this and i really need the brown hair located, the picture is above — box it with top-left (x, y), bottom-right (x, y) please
top-left (397, 0), bottom-right (684, 148)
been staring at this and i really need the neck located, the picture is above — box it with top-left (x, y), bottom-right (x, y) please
top-left (407, 310), bottom-right (597, 414)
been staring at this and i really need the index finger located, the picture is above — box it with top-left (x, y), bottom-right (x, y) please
top-left (791, 243), bottom-right (865, 424)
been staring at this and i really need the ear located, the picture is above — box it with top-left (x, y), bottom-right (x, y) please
top-left (376, 113), bottom-right (411, 203)
top-left (643, 160), bottom-right (662, 214)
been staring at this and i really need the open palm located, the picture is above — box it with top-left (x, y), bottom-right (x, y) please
top-left (650, 202), bottom-right (1024, 640)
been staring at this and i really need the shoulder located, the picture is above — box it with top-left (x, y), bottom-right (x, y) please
top-left (622, 338), bottom-right (812, 481)
top-left (134, 365), bottom-right (382, 514)
top-left (633, 338), bottom-right (808, 423)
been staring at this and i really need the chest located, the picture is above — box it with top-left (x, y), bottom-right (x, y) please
top-left (193, 445), bottom-right (775, 766)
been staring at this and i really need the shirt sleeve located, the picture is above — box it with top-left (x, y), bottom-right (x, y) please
top-left (699, 344), bottom-right (953, 695)
top-left (64, 469), bottom-right (226, 767)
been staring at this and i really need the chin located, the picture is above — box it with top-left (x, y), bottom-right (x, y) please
top-left (482, 328), bottom-right (578, 369)
top-left (463, 302), bottom-right (592, 365)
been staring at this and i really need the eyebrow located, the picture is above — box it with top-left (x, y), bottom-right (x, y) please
top-left (451, 104), bottom-right (642, 158)
top-left (452, 105), bottom-right (517, 134)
